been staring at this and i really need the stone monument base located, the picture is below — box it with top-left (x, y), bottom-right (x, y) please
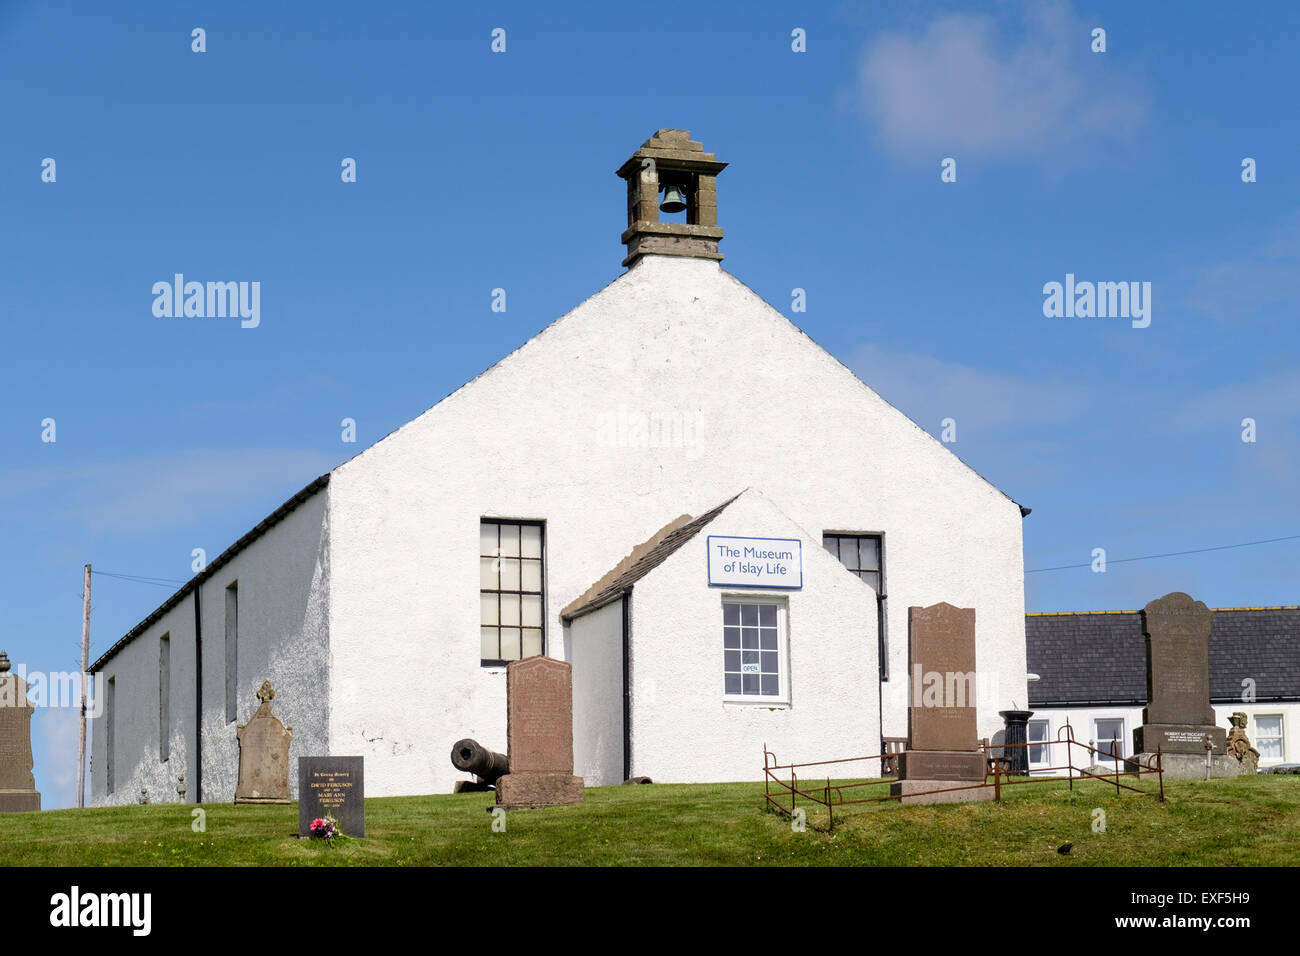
top-left (495, 773), bottom-right (584, 810)
top-left (0, 790), bottom-right (40, 813)
top-left (889, 779), bottom-right (995, 806)
top-left (1133, 723), bottom-right (1227, 755)
top-left (898, 750), bottom-right (987, 781)
top-left (234, 794), bottom-right (291, 805)
top-left (1127, 753), bottom-right (1244, 781)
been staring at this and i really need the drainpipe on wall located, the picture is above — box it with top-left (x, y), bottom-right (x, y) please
top-left (622, 589), bottom-right (632, 783)
top-left (193, 585), bottom-right (202, 803)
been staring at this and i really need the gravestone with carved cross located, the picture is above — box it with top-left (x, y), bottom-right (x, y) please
top-left (235, 680), bottom-right (293, 804)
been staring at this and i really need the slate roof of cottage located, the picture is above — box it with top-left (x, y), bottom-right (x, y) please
top-left (561, 492), bottom-right (743, 621)
top-left (1026, 606), bottom-right (1300, 706)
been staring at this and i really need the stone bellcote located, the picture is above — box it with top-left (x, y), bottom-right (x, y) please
top-left (615, 129), bottom-right (727, 269)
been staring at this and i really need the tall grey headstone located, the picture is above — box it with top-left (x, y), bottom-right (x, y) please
top-left (1129, 593), bottom-right (1238, 780)
top-left (0, 651), bottom-right (41, 813)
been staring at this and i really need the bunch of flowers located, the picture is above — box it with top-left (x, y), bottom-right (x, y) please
top-left (309, 816), bottom-right (343, 842)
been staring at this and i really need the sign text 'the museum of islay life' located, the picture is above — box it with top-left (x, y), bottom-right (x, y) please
top-left (707, 536), bottom-right (803, 589)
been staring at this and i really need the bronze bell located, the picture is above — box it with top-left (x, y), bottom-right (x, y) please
top-left (659, 184), bottom-right (687, 214)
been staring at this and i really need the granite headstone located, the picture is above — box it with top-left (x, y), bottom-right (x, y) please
top-left (298, 756), bottom-right (365, 838)
top-left (891, 604), bottom-right (992, 805)
top-left (1132, 593), bottom-right (1227, 756)
top-left (495, 656), bottom-right (584, 809)
top-left (234, 680), bottom-right (292, 804)
top-left (0, 651), bottom-right (41, 813)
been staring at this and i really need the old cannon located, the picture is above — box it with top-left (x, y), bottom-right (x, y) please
top-left (451, 738), bottom-right (509, 786)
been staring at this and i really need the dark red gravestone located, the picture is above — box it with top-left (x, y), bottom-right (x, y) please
top-left (495, 656), bottom-right (584, 809)
top-left (891, 604), bottom-right (992, 805)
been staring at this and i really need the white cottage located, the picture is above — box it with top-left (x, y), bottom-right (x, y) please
top-left (90, 130), bottom-right (1030, 804)
top-left (1025, 605), bottom-right (1300, 773)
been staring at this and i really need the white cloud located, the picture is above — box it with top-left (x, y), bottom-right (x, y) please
top-left (845, 342), bottom-right (1095, 432)
top-left (1186, 219), bottom-right (1300, 324)
top-left (858, 1), bottom-right (1148, 161)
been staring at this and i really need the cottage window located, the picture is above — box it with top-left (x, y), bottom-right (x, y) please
top-left (480, 520), bottom-right (545, 666)
top-left (1027, 718), bottom-right (1050, 767)
top-left (722, 597), bottom-right (787, 701)
top-left (1255, 714), bottom-right (1284, 762)
top-left (1093, 717), bottom-right (1125, 766)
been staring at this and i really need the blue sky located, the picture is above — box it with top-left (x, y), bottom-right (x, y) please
top-left (2, 1), bottom-right (1297, 807)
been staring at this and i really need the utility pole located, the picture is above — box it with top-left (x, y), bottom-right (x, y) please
top-left (77, 563), bottom-right (90, 809)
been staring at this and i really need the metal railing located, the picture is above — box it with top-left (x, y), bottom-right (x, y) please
top-left (762, 722), bottom-right (1164, 832)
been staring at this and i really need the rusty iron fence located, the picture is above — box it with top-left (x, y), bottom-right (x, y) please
top-left (763, 722), bottom-right (1165, 832)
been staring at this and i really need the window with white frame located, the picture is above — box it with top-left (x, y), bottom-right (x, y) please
top-left (722, 598), bottom-right (786, 701)
top-left (1255, 714), bottom-right (1284, 762)
top-left (480, 520), bottom-right (545, 666)
top-left (1094, 717), bottom-right (1125, 765)
top-left (1027, 719), bottom-right (1050, 767)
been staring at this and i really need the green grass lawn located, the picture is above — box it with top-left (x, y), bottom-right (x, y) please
top-left (2, 775), bottom-right (1296, 866)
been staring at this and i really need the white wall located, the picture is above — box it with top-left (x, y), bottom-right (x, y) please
top-left (1212, 704), bottom-right (1298, 766)
top-left (91, 596), bottom-right (196, 805)
top-left (625, 489), bottom-right (880, 783)
top-left (567, 600), bottom-right (624, 786)
top-left (1021, 706), bottom-right (1145, 774)
top-left (327, 255), bottom-right (1026, 796)
top-left (92, 490), bottom-right (330, 805)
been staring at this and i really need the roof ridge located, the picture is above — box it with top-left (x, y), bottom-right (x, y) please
top-left (1028, 605), bottom-right (1300, 616)
top-left (561, 491), bottom-right (744, 621)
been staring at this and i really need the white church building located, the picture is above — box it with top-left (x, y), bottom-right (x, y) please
top-left (90, 130), bottom-right (1030, 804)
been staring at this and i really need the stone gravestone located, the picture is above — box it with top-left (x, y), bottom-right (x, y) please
top-left (234, 680), bottom-right (292, 804)
top-left (0, 652), bottom-right (41, 813)
top-left (495, 656), bottom-right (584, 810)
top-left (891, 604), bottom-right (992, 805)
top-left (1225, 712), bottom-right (1260, 774)
top-left (1129, 592), bottom-right (1239, 779)
top-left (298, 756), bottom-right (364, 838)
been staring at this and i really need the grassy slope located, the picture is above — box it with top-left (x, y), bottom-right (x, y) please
top-left (2, 776), bottom-right (1296, 867)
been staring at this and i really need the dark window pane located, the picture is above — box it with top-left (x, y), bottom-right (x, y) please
top-left (840, 541), bottom-right (859, 571)
top-left (741, 604), bottom-right (759, 626)
top-left (858, 537), bottom-right (879, 571)
top-left (742, 673), bottom-right (759, 695)
top-left (725, 673), bottom-right (741, 695)
top-left (741, 628), bottom-right (758, 649)
top-left (742, 650), bottom-right (759, 667)
top-left (723, 603), bottom-right (740, 626)
top-left (761, 651), bottom-right (778, 673)
top-left (761, 675), bottom-right (778, 696)
top-left (822, 536), bottom-right (838, 558)
top-left (758, 605), bottom-right (776, 627)
top-left (760, 629), bottom-right (777, 650)
top-left (723, 627), bottom-right (740, 649)
top-left (724, 650), bottom-right (740, 671)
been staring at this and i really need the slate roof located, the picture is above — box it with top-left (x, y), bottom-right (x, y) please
top-left (561, 492), bottom-right (743, 621)
top-left (1026, 607), bottom-right (1300, 706)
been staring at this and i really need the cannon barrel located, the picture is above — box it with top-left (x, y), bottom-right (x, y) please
top-left (451, 738), bottom-right (509, 784)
